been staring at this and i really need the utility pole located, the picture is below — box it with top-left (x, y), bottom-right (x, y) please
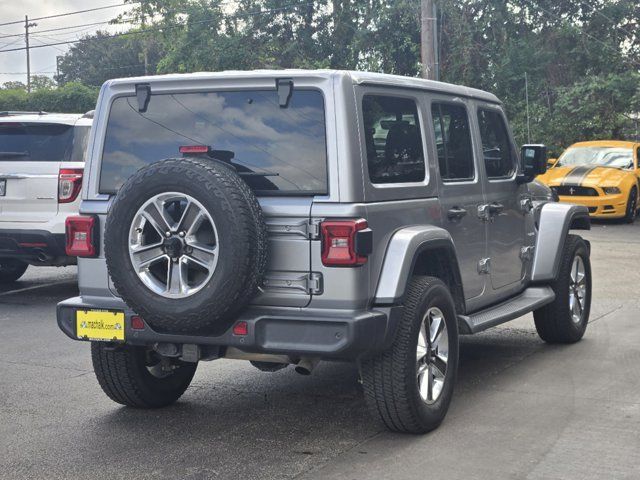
top-left (56, 56), bottom-right (63, 81)
top-left (525, 72), bottom-right (531, 143)
top-left (141, 9), bottom-right (149, 75)
top-left (421, 0), bottom-right (438, 80)
top-left (24, 15), bottom-right (37, 93)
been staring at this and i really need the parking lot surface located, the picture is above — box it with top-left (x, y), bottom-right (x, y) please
top-left (1, 221), bottom-right (639, 480)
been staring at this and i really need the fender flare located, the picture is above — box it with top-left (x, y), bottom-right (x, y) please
top-left (373, 225), bottom-right (464, 307)
top-left (531, 202), bottom-right (590, 282)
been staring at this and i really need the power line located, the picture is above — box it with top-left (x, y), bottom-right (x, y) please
top-left (0, 20), bottom-right (134, 39)
top-left (0, 2), bottom-right (135, 28)
top-left (0, 71), bottom-right (56, 75)
top-left (0, 3), bottom-right (315, 54)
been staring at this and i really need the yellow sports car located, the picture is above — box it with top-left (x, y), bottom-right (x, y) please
top-left (537, 140), bottom-right (640, 222)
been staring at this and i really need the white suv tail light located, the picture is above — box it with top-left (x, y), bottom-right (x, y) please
top-left (58, 168), bottom-right (83, 203)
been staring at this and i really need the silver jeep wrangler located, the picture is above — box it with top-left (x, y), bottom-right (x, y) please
top-left (58, 70), bottom-right (591, 433)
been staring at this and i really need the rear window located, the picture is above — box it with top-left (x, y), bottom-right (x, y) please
top-left (0, 123), bottom-right (89, 162)
top-left (99, 89), bottom-right (328, 195)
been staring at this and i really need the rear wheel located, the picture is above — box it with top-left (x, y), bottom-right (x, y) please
top-left (91, 342), bottom-right (197, 408)
top-left (0, 258), bottom-right (28, 283)
top-left (361, 276), bottom-right (459, 434)
top-left (534, 234), bottom-right (591, 343)
top-left (623, 187), bottom-right (637, 223)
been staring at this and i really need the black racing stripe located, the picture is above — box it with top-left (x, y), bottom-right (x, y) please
top-left (561, 166), bottom-right (597, 186)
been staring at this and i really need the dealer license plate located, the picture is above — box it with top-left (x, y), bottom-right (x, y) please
top-left (76, 310), bottom-right (125, 342)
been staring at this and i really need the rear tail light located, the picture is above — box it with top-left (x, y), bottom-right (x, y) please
top-left (321, 219), bottom-right (372, 267)
top-left (58, 168), bottom-right (83, 203)
top-left (65, 215), bottom-right (98, 257)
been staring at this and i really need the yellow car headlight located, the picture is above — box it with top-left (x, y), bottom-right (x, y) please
top-left (602, 187), bottom-right (621, 195)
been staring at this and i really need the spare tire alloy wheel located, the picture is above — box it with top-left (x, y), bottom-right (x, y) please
top-left (129, 192), bottom-right (219, 298)
top-left (105, 158), bottom-right (268, 334)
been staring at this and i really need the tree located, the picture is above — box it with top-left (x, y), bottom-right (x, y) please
top-left (30, 75), bottom-right (56, 91)
top-left (1, 81), bottom-right (27, 91)
top-left (56, 30), bottom-right (164, 87)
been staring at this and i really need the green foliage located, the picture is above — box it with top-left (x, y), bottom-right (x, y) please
top-left (1, 81), bottom-right (27, 91)
top-left (0, 82), bottom-right (99, 113)
top-left (56, 30), bottom-right (164, 87)
top-left (3, 0), bottom-right (640, 146)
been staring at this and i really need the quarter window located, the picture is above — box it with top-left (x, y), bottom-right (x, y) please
top-left (477, 109), bottom-right (515, 178)
top-left (431, 103), bottom-right (474, 181)
top-left (362, 95), bottom-right (426, 184)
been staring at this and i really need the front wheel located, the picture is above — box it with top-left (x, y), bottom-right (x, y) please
top-left (0, 258), bottom-right (28, 283)
top-left (623, 187), bottom-right (637, 224)
top-left (534, 234), bottom-right (591, 343)
top-left (91, 342), bottom-right (197, 408)
top-left (361, 276), bottom-right (459, 434)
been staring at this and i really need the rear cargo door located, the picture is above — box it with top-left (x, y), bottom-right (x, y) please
top-left (250, 197), bottom-right (314, 307)
top-left (0, 122), bottom-right (74, 223)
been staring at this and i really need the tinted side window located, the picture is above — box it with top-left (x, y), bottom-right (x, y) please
top-left (70, 126), bottom-right (90, 162)
top-left (431, 103), bottom-right (474, 181)
top-left (362, 95), bottom-right (425, 184)
top-left (477, 109), bottom-right (515, 178)
top-left (0, 123), bottom-right (74, 162)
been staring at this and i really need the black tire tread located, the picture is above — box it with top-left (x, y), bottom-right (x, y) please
top-left (623, 186), bottom-right (637, 224)
top-left (0, 259), bottom-right (28, 283)
top-left (91, 342), bottom-right (196, 408)
top-left (104, 157), bottom-right (268, 334)
top-left (361, 276), bottom-right (458, 434)
top-left (533, 234), bottom-right (591, 344)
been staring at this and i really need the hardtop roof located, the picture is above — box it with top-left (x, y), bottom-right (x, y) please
top-left (104, 69), bottom-right (501, 104)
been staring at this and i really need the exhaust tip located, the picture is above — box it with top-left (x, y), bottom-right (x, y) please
top-left (295, 357), bottom-right (319, 376)
top-left (294, 365), bottom-right (312, 376)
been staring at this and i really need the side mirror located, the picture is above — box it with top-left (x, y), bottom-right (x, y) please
top-left (547, 158), bottom-right (557, 167)
top-left (517, 144), bottom-right (547, 184)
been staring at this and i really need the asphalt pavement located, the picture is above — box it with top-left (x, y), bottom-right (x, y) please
top-left (1, 221), bottom-right (639, 480)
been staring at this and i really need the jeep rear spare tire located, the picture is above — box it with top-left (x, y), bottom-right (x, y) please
top-left (104, 157), bottom-right (268, 334)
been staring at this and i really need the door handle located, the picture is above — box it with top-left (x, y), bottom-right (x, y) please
top-left (447, 207), bottom-right (467, 220)
top-left (488, 202), bottom-right (504, 215)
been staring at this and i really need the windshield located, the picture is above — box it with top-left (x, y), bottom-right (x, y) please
top-left (557, 146), bottom-right (634, 169)
top-left (0, 123), bottom-right (88, 162)
top-left (99, 89), bottom-right (328, 195)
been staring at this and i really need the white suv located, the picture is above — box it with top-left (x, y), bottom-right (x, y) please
top-left (0, 111), bottom-right (92, 283)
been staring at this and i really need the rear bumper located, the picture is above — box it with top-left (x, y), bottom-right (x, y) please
top-left (57, 296), bottom-right (402, 360)
top-left (0, 229), bottom-right (68, 261)
top-left (557, 194), bottom-right (627, 218)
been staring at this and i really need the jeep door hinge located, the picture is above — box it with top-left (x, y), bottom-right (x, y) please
top-left (478, 258), bottom-right (491, 275)
top-left (306, 272), bottom-right (323, 295)
top-left (307, 218), bottom-right (322, 240)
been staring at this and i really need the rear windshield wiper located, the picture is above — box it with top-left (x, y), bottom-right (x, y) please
top-left (237, 172), bottom-right (280, 177)
top-left (0, 151), bottom-right (29, 158)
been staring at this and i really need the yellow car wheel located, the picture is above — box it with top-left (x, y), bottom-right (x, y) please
top-left (624, 187), bottom-right (637, 224)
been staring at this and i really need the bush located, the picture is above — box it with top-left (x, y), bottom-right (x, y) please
top-left (0, 82), bottom-right (99, 113)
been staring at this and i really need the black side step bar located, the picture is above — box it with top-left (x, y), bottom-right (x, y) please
top-left (458, 286), bottom-right (555, 334)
